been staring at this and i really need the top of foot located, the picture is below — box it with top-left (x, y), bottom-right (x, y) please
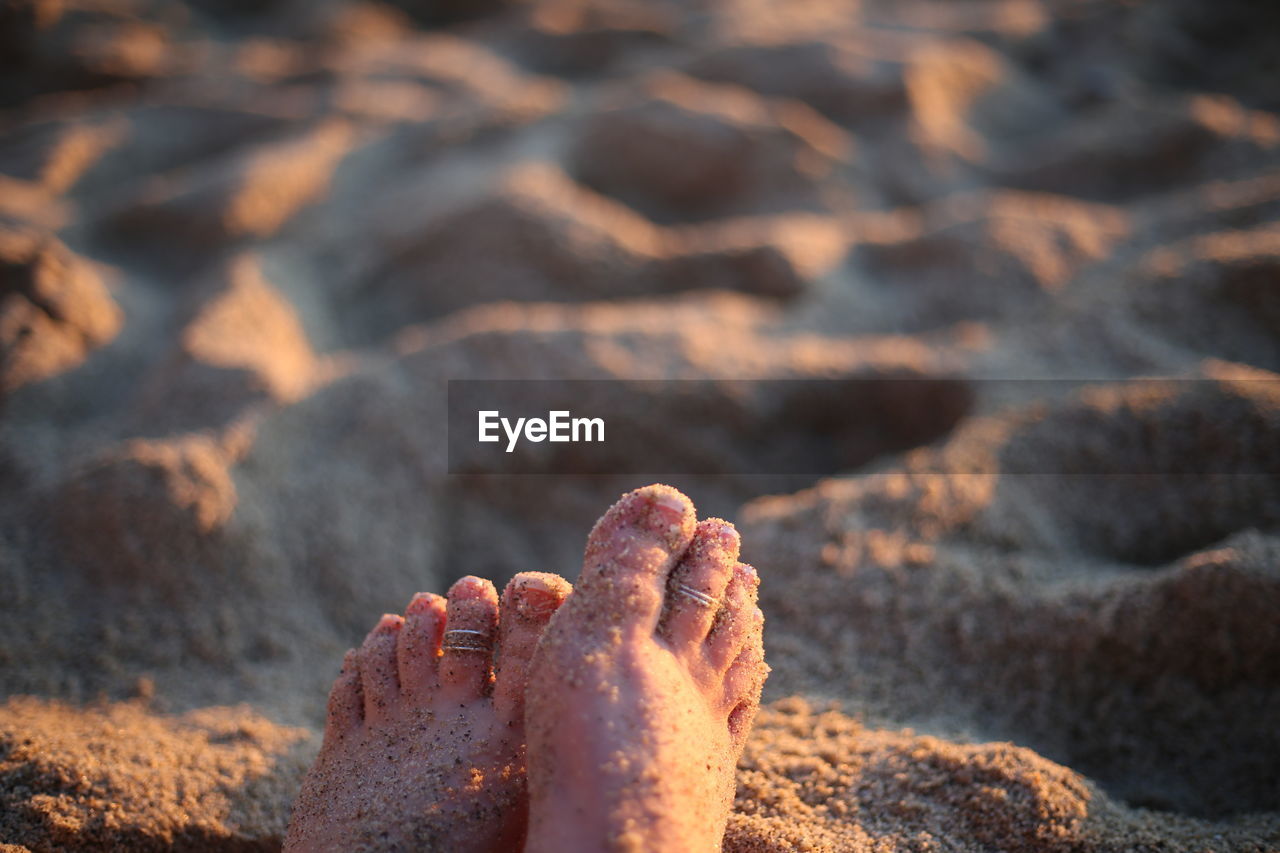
top-left (525, 484), bottom-right (768, 853)
top-left (285, 570), bottom-right (571, 853)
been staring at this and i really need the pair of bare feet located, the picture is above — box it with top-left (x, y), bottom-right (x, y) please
top-left (285, 485), bottom-right (768, 852)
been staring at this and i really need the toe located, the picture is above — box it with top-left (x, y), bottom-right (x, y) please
top-left (439, 576), bottom-right (500, 697)
top-left (660, 519), bottom-right (739, 651)
top-left (397, 592), bottom-right (447, 701)
top-left (574, 484), bottom-right (697, 636)
top-left (325, 649), bottom-right (364, 737)
top-left (706, 563), bottom-right (761, 670)
top-left (725, 641), bottom-right (768, 747)
top-left (358, 614), bottom-right (405, 723)
top-left (494, 572), bottom-right (573, 723)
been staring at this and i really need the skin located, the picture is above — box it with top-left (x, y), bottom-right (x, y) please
top-left (524, 484), bottom-right (769, 853)
top-left (285, 483), bottom-right (768, 852)
top-left (283, 571), bottom-right (572, 853)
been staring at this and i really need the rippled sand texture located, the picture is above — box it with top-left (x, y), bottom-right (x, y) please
top-left (2, 0), bottom-right (1279, 849)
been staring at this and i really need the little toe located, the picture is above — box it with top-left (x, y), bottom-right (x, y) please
top-left (706, 563), bottom-right (761, 671)
top-left (325, 649), bottom-right (364, 737)
top-left (573, 484), bottom-right (697, 636)
top-left (725, 641), bottom-right (768, 747)
top-left (439, 576), bottom-right (500, 697)
top-left (660, 518), bottom-right (739, 651)
top-left (494, 572), bottom-right (573, 722)
top-left (397, 592), bottom-right (447, 701)
top-left (358, 614), bottom-right (405, 724)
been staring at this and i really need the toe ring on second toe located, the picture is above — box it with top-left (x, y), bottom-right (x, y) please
top-left (675, 583), bottom-right (719, 609)
top-left (442, 628), bottom-right (492, 652)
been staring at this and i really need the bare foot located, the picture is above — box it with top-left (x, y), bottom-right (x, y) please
top-left (525, 485), bottom-right (768, 853)
top-left (284, 571), bottom-right (572, 852)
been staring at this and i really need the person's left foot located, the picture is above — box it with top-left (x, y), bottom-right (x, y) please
top-left (284, 571), bottom-right (572, 852)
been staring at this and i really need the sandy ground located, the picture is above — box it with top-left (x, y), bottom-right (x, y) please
top-left (2, 0), bottom-right (1279, 849)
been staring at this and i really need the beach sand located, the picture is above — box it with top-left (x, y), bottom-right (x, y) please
top-left (2, 0), bottom-right (1279, 849)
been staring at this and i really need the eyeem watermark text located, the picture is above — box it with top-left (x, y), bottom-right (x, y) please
top-left (478, 410), bottom-right (605, 452)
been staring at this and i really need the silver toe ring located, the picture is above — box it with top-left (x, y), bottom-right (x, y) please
top-left (675, 583), bottom-right (718, 609)
top-left (442, 628), bottom-right (491, 652)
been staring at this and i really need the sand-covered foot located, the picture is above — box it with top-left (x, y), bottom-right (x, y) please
top-left (525, 485), bottom-right (768, 853)
top-left (284, 571), bottom-right (572, 852)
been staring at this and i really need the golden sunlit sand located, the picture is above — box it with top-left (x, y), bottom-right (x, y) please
top-left (2, 0), bottom-right (1278, 848)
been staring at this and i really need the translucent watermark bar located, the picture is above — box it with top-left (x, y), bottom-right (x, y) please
top-left (447, 378), bottom-right (1280, 476)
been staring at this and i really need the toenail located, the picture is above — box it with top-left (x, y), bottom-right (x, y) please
top-left (407, 592), bottom-right (443, 614)
top-left (375, 613), bottom-right (403, 632)
top-left (648, 491), bottom-right (688, 523)
top-left (704, 521), bottom-right (740, 551)
top-left (740, 563), bottom-right (759, 585)
top-left (450, 576), bottom-right (496, 600)
top-left (516, 588), bottom-right (562, 618)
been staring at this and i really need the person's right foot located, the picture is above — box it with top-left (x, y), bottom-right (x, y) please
top-left (284, 571), bottom-right (571, 852)
top-left (524, 484), bottom-right (768, 853)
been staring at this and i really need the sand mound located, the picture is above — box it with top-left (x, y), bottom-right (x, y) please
top-left (348, 164), bottom-right (846, 340)
top-left (684, 37), bottom-right (908, 126)
top-left (905, 38), bottom-right (1055, 163)
top-left (1131, 225), bottom-right (1280, 370)
top-left (571, 71), bottom-right (852, 221)
top-left (730, 698), bottom-right (1094, 852)
top-left (55, 433), bottom-right (239, 587)
top-left (493, 0), bottom-right (677, 76)
top-left (0, 1), bottom-right (172, 107)
top-left (105, 121), bottom-right (354, 249)
top-left (136, 253), bottom-right (316, 432)
top-left (850, 191), bottom-right (1130, 330)
top-left (729, 699), bottom-right (1279, 852)
top-left (353, 163), bottom-right (667, 329)
top-left (0, 696), bottom-right (310, 851)
top-left (988, 96), bottom-right (1280, 202)
top-left (743, 374), bottom-right (1280, 822)
top-left (0, 224), bottom-right (120, 394)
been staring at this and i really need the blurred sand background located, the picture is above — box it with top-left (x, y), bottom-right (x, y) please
top-left (1, 0), bottom-right (1279, 849)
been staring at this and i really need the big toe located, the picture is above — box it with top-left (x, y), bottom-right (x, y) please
top-left (494, 571), bottom-right (573, 722)
top-left (571, 484), bottom-right (697, 636)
